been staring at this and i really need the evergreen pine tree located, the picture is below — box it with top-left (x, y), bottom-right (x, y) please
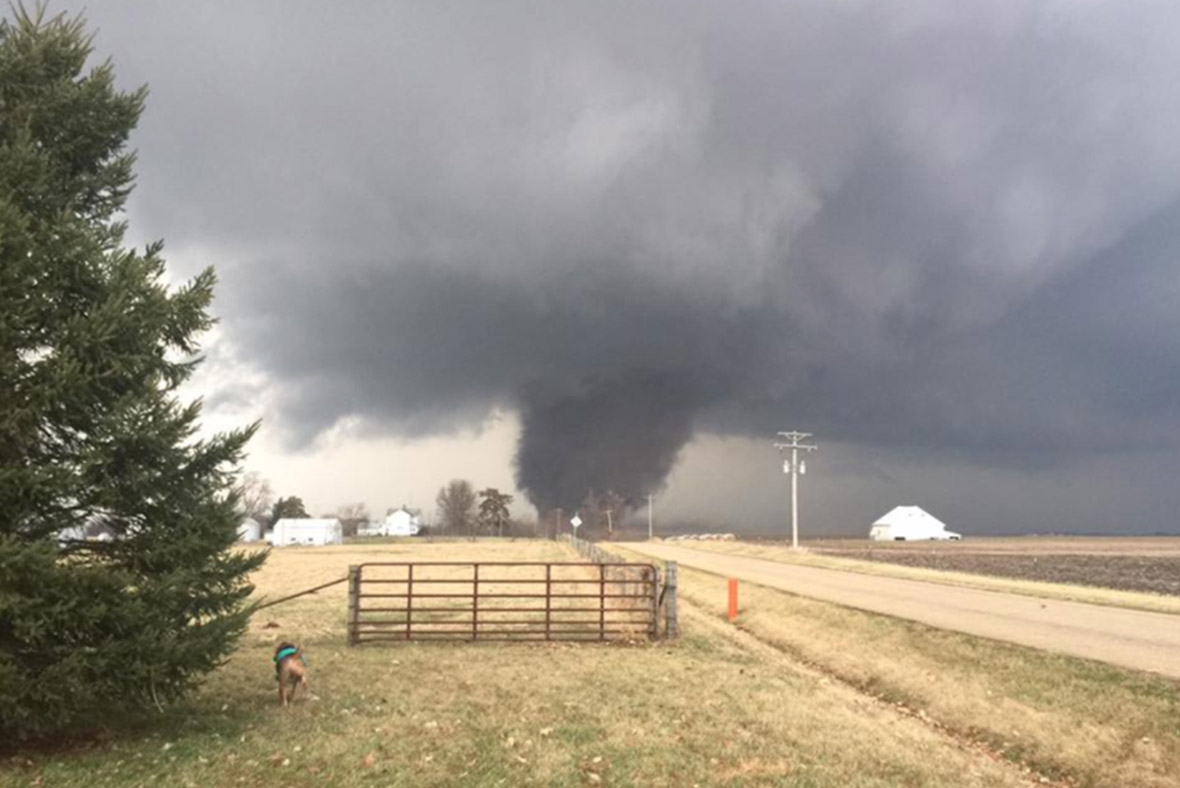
top-left (0, 6), bottom-right (265, 737)
top-left (270, 495), bottom-right (310, 522)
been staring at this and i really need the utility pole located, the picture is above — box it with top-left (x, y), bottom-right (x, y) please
top-left (774, 431), bottom-right (817, 549)
top-left (647, 494), bottom-right (654, 540)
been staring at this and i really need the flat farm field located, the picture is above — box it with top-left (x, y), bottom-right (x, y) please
top-left (8, 538), bottom-right (1180, 788)
top-left (807, 537), bottom-right (1180, 596)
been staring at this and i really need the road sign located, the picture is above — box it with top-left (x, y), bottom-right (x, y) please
top-left (570, 514), bottom-right (583, 528)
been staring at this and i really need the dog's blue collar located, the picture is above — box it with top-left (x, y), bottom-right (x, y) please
top-left (275, 646), bottom-right (301, 679)
top-left (274, 646), bottom-right (299, 663)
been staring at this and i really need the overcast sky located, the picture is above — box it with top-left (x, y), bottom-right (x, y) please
top-left (56, 0), bottom-right (1180, 535)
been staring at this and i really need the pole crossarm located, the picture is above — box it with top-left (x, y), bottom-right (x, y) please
top-left (774, 442), bottom-right (817, 452)
top-left (774, 431), bottom-right (817, 452)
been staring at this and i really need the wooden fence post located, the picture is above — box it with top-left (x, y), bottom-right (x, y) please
top-left (347, 565), bottom-right (360, 646)
top-left (664, 561), bottom-right (678, 639)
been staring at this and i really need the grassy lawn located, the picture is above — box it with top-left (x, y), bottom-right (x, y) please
top-left (666, 540), bottom-right (1180, 615)
top-left (4, 541), bottom-right (1045, 788)
top-left (613, 546), bottom-right (1180, 788)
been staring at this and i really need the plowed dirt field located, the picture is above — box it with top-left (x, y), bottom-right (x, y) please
top-left (806, 537), bottom-right (1180, 595)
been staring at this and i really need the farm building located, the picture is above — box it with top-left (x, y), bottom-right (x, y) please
top-left (269, 518), bottom-right (344, 547)
top-left (359, 506), bottom-right (422, 537)
top-left (869, 506), bottom-right (961, 541)
top-left (56, 525), bottom-right (88, 545)
top-left (237, 517), bottom-right (263, 542)
top-left (382, 507), bottom-right (422, 536)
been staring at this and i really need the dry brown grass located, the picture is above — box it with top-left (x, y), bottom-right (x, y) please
top-left (247, 539), bottom-right (576, 598)
top-left (617, 547), bottom-right (1180, 788)
top-left (672, 539), bottom-right (1180, 614)
top-left (6, 540), bottom-right (1048, 788)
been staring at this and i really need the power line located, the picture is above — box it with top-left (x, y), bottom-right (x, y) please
top-left (774, 430), bottom-right (817, 549)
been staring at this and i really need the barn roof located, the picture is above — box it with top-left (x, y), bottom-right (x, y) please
top-left (274, 518), bottom-right (341, 528)
top-left (872, 505), bottom-right (948, 529)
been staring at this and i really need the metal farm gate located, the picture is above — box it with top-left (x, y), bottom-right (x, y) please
top-left (347, 562), bottom-right (661, 643)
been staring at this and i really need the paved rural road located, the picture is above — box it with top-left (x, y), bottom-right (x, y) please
top-left (621, 543), bottom-right (1180, 679)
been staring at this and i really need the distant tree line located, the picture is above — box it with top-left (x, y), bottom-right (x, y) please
top-left (235, 473), bottom-right (532, 539)
top-left (435, 480), bottom-right (531, 538)
top-left (237, 472), bottom-right (648, 541)
top-left (235, 473), bottom-right (637, 541)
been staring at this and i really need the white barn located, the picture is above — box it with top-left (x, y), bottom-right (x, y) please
top-left (869, 506), bottom-right (961, 541)
top-left (237, 517), bottom-right (263, 542)
top-left (270, 518), bottom-right (344, 547)
top-left (56, 525), bottom-right (88, 546)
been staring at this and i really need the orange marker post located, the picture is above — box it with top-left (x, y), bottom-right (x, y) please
top-left (727, 578), bottom-right (738, 622)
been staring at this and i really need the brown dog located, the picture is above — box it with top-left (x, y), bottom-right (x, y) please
top-left (274, 642), bottom-right (309, 707)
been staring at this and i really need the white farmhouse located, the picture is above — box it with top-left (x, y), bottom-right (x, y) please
top-left (270, 518), bottom-right (344, 547)
top-left (237, 517), bottom-right (263, 542)
top-left (360, 507), bottom-right (422, 537)
top-left (386, 507), bottom-right (421, 536)
top-left (869, 506), bottom-right (961, 541)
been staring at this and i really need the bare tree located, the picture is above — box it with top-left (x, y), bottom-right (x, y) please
top-left (336, 502), bottom-right (370, 538)
top-left (238, 471), bottom-right (274, 526)
top-left (478, 488), bottom-right (514, 537)
top-left (436, 479), bottom-right (478, 535)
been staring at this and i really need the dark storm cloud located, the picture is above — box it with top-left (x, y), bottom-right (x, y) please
top-left (68, 0), bottom-right (1180, 518)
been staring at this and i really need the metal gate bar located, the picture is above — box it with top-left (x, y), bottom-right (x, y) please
top-left (348, 561), bottom-right (660, 643)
